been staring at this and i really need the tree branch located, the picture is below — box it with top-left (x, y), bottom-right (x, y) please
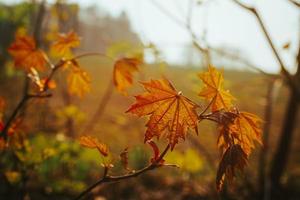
top-left (232, 0), bottom-right (297, 93)
top-left (73, 144), bottom-right (171, 200)
top-left (288, 0), bottom-right (300, 8)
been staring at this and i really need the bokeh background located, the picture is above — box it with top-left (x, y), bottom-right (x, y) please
top-left (0, 0), bottom-right (299, 199)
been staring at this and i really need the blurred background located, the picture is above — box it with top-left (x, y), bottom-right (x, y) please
top-left (0, 0), bottom-right (299, 199)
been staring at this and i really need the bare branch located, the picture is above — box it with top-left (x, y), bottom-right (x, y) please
top-left (232, 0), bottom-right (297, 93)
top-left (288, 0), bottom-right (300, 8)
top-left (73, 145), bottom-right (171, 200)
top-left (232, 0), bottom-right (255, 12)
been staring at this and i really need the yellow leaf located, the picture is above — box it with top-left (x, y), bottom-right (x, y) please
top-left (113, 57), bottom-right (141, 95)
top-left (198, 66), bottom-right (235, 112)
top-left (79, 135), bottom-right (109, 157)
top-left (5, 171), bottom-right (21, 184)
top-left (67, 60), bottom-right (91, 98)
top-left (218, 111), bottom-right (262, 156)
top-left (51, 30), bottom-right (80, 56)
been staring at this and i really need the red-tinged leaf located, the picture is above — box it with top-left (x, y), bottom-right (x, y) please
top-left (127, 79), bottom-right (199, 150)
top-left (8, 34), bottom-right (46, 71)
top-left (217, 111), bottom-right (262, 156)
top-left (113, 57), bottom-right (141, 95)
top-left (79, 136), bottom-right (109, 157)
top-left (120, 147), bottom-right (130, 170)
top-left (216, 144), bottom-right (247, 191)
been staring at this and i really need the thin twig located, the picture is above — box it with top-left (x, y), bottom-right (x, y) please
top-left (232, 0), bottom-right (297, 93)
top-left (73, 145), bottom-right (170, 200)
top-left (288, 0), bottom-right (300, 8)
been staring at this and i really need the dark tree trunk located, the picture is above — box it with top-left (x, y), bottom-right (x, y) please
top-left (269, 89), bottom-right (299, 199)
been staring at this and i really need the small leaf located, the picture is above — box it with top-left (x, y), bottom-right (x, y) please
top-left (218, 111), bottom-right (262, 155)
top-left (127, 79), bottom-right (199, 150)
top-left (8, 34), bottom-right (46, 71)
top-left (120, 147), bottom-right (130, 170)
top-left (216, 144), bottom-right (247, 191)
top-left (198, 66), bottom-right (235, 112)
top-left (79, 135), bottom-right (109, 157)
top-left (67, 60), bottom-right (91, 98)
top-left (51, 30), bottom-right (80, 56)
top-left (282, 42), bottom-right (290, 50)
top-left (113, 57), bottom-right (141, 95)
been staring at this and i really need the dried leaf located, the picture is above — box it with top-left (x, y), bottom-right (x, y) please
top-left (113, 57), bottom-right (141, 95)
top-left (8, 34), bottom-right (46, 71)
top-left (67, 60), bottom-right (91, 97)
top-left (127, 79), bottom-right (199, 150)
top-left (51, 31), bottom-right (80, 56)
top-left (79, 135), bottom-right (109, 157)
top-left (216, 144), bottom-right (247, 191)
top-left (218, 111), bottom-right (262, 155)
top-left (120, 147), bottom-right (130, 170)
top-left (198, 66), bottom-right (235, 112)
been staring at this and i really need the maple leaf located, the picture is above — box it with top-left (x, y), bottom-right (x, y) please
top-left (67, 60), bottom-right (91, 98)
top-left (217, 111), bottom-right (262, 155)
top-left (79, 135), bottom-right (109, 157)
top-left (113, 57), bottom-right (141, 95)
top-left (127, 79), bottom-right (199, 150)
top-left (51, 31), bottom-right (80, 56)
top-left (198, 66), bottom-right (235, 112)
top-left (216, 144), bottom-right (247, 191)
top-left (8, 34), bottom-right (46, 71)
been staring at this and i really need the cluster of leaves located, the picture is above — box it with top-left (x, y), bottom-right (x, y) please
top-left (124, 65), bottom-right (262, 190)
top-left (1, 27), bottom-right (262, 193)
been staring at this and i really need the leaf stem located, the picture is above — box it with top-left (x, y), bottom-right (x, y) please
top-left (72, 52), bottom-right (113, 61)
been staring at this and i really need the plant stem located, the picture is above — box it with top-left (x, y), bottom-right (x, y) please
top-left (73, 145), bottom-right (170, 200)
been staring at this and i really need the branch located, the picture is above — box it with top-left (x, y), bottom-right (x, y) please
top-left (288, 0), bottom-right (300, 7)
top-left (232, 0), bottom-right (297, 93)
top-left (73, 145), bottom-right (171, 200)
top-left (209, 46), bottom-right (276, 77)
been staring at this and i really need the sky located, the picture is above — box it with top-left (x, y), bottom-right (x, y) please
top-left (2, 0), bottom-right (300, 73)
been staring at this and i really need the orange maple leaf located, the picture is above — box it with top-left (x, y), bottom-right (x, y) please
top-left (51, 31), bottom-right (80, 56)
top-left (127, 79), bottom-right (199, 150)
top-left (8, 34), bottom-right (46, 71)
top-left (198, 66), bottom-right (235, 112)
top-left (67, 60), bottom-right (91, 98)
top-left (79, 135), bottom-right (109, 157)
top-left (217, 111), bottom-right (262, 155)
top-left (113, 57), bottom-right (141, 95)
top-left (216, 144), bottom-right (247, 191)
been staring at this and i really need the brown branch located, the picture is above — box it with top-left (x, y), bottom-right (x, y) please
top-left (0, 52), bottom-right (99, 140)
top-left (73, 144), bottom-right (171, 200)
top-left (288, 0), bottom-right (300, 7)
top-left (209, 46), bottom-right (276, 77)
top-left (232, 0), bottom-right (297, 93)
